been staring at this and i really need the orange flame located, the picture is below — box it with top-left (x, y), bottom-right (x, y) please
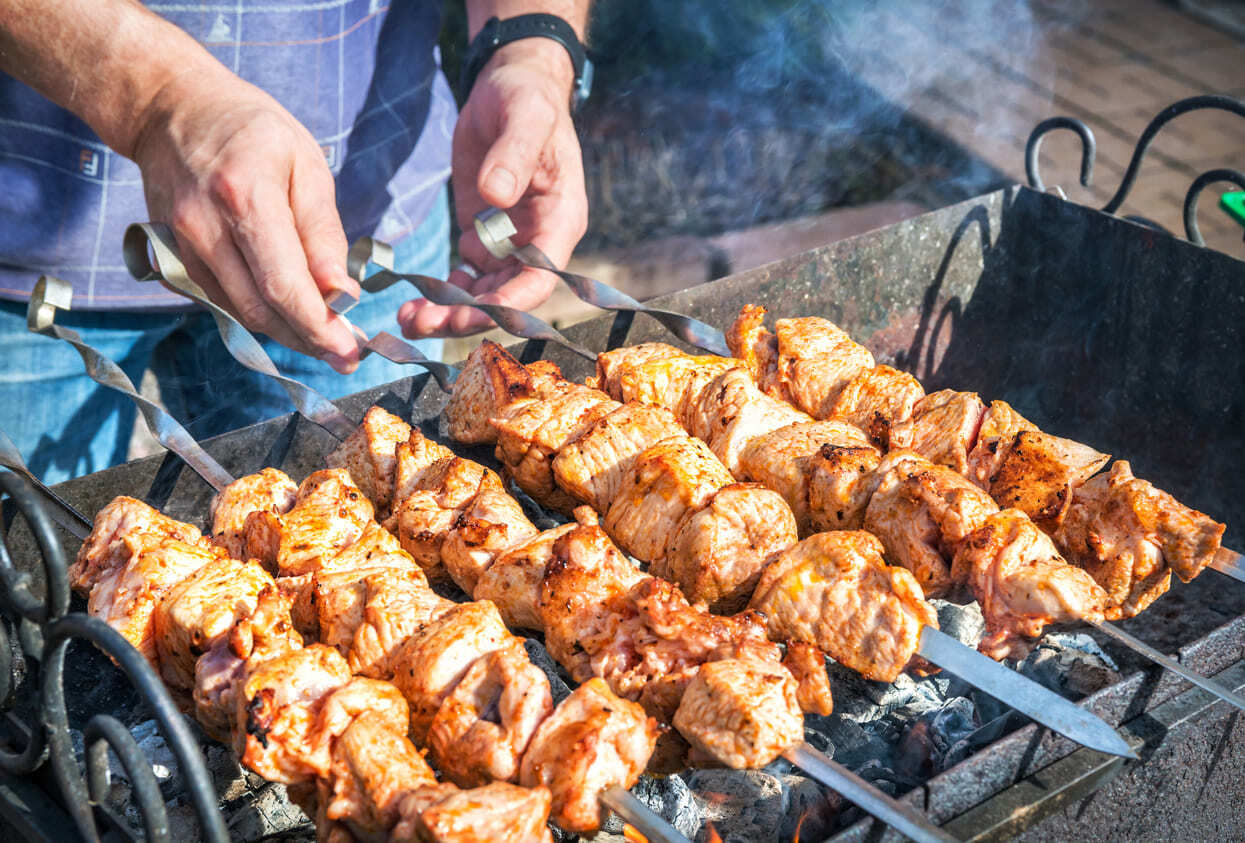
top-left (704, 822), bottom-right (724, 843)
top-left (622, 823), bottom-right (649, 843)
top-left (792, 805), bottom-right (813, 843)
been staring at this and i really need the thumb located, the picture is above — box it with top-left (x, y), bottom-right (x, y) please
top-left (478, 92), bottom-right (557, 208)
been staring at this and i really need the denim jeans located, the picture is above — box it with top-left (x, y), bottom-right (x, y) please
top-left (0, 191), bottom-right (448, 484)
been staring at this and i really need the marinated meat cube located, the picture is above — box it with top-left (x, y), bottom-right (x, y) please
top-left (324, 406), bottom-right (412, 514)
top-left (864, 451), bottom-right (999, 596)
top-left (444, 340), bottom-right (538, 445)
top-left (1054, 461), bottom-right (1224, 618)
top-left (828, 364), bottom-right (925, 449)
top-left (88, 535), bottom-right (221, 667)
top-left (982, 429), bottom-right (1111, 533)
top-left (235, 643), bottom-right (351, 784)
top-left (72, 496), bottom-right (203, 593)
top-left (750, 531), bottom-right (937, 682)
top-left (592, 342), bottom-right (684, 398)
top-left (395, 781), bottom-right (554, 843)
top-left (440, 487), bottom-right (538, 594)
top-left (551, 402), bottom-right (686, 512)
top-left (783, 641), bottom-right (834, 716)
top-left (726, 303), bottom-right (784, 399)
top-left (246, 469), bottom-right (373, 578)
top-left (954, 509), bottom-right (1109, 659)
top-left (613, 354), bottom-right (739, 425)
top-left (388, 601), bottom-right (512, 742)
top-left (659, 483), bottom-right (798, 612)
top-left (520, 678), bottom-right (657, 833)
top-left (806, 442), bottom-right (883, 532)
top-left (737, 419), bottom-right (874, 531)
top-left (685, 367), bottom-right (810, 474)
top-left (428, 639), bottom-right (553, 787)
top-left (774, 315), bottom-right (876, 418)
top-left (153, 556), bottom-right (274, 689)
top-left (892, 389), bottom-right (986, 475)
top-left (673, 658), bottom-right (803, 769)
top-left (475, 522), bottom-right (578, 631)
top-left (209, 468), bottom-right (298, 559)
top-left (391, 429), bottom-right (457, 507)
top-left (604, 436), bottom-right (733, 563)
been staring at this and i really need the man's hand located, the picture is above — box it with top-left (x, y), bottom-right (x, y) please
top-left (133, 71), bottom-right (361, 372)
top-left (398, 37), bottom-right (588, 338)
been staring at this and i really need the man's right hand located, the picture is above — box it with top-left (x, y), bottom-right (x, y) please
top-left (131, 71), bottom-right (361, 372)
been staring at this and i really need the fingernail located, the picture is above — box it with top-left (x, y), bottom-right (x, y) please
top-left (483, 166), bottom-right (516, 201)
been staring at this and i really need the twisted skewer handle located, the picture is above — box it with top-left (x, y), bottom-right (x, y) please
top-left (0, 427), bottom-right (91, 539)
top-left (474, 208), bottom-right (732, 357)
top-left (123, 223), bottom-right (358, 441)
top-left (348, 237), bottom-right (597, 362)
top-left (26, 277), bottom-right (234, 492)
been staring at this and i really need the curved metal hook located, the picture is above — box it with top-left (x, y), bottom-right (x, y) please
top-left (1102, 94), bottom-right (1245, 214)
top-left (0, 470), bottom-right (70, 626)
top-left (1183, 168), bottom-right (1245, 246)
top-left (1025, 116), bottom-right (1096, 193)
top-left (84, 714), bottom-right (172, 843)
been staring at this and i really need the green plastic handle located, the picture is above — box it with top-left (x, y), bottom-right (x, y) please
top-left (1222, 190), bottom-right (1245, 227)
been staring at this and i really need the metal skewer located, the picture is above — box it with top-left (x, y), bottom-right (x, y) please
top-left (1087, 619), bottom-right (1245, 712)
top-left (0, 426), bottom-right (92, 540)
top-left (1210, 547), bottom-right (1245, 583)
top-left (473, 207), bottom-right (733, 357)
top-left (122, 223), bottom-right (360, 440)
top-left (348, 236), bottom-right (597, 361)
top-left (26, 276), bottom-right (233, 493)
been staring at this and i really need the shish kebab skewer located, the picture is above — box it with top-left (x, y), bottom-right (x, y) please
top-left (91, 247), bottom-right (960, 843)
top-left (24, 290), bottom-right (679, 841)
top-left (443, 342), bottom-right (1137, 758)
top-left (588, 327), bottom-right (1245, 711)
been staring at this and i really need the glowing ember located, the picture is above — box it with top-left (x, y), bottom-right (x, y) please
top-left (704, 822), bottom-right (724, 843)
top-left (623, 823), bottom-right (649, 843)
top-left (792, 806), bottom-right (813, 843)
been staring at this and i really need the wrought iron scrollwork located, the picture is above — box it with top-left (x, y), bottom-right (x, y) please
top-left (1025, 94), bottom-right (1245, 247)
top-left (0, 469), bottom-right (228, 842)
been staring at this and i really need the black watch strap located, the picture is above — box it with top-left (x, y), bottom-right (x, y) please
top-left (460, 14), bottom-right (593, 111)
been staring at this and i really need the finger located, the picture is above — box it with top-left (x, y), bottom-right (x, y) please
top-left (290, 151), bottom-right (359, 303)
top-left (476, 90), bottom-right (558, 209)
top-left (218, 175), bottom-right (359, 371)
top-left (399, 299), bottom-right (494, 339)
top-left (447, 266), bottom-right (556, 336)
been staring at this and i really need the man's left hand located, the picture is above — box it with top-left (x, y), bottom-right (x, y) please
top-left (399, 38), bottom-right (587, 338)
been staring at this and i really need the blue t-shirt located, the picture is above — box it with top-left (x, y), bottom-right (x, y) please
top-left (0, 0), bottom-right (456, 310)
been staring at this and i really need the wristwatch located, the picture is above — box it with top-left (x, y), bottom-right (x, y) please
top-left (460, 14), bottom-right (593, 112)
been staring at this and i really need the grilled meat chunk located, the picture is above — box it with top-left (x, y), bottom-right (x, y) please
top-left (953, 509), bottom-right (1109, 659)
top-left (613, 354), bottom-right (740, 425)
top-left (441, 487), bottom-right (538, 594)
top-left (783, 642), bottom-right (834, 716)
top-left (737, 419), bottom-right (875, 532)
top-left (444, 340), bottom-right (537, 445)
top-left (551, 403), bottom-right (686, 513)
top-left (686, 367), bottom-right (811, 474)
top-left (1054, 461), bottom-right (1225, 618)
top-left (209, 468), bottom-right (298, 559)
top-left (428, 639), bottom-right (553, 787)
top-left (751, 531), bottom-right (937, 682)
top-left (235, 643), bottom-right (352, 784)
top-left (864, 451), bottom-right (999, 597)
top-left (475, 522), bottom-right (579, 631)
top-left (520, 678), bottom-right (658, 834)
top-left (154, 556), bottom-right (274, 689)
top-left (72, 496), bottom-right (203, 593)
top-left (392, 429), bottom-right (457, 506)
top-left (806, 442), bottom-right (884, 533)
top-left (604, 436), bottom-right (734, 563)
top-left (772, 316), bottom-right (876, 418)
top-left (388, 601), bottom-right (512, 742)
top-left (325, 406), bottom-right (412, 514)
top-left (591, 342), bottom-right (684, 398)
top-left (246, 469), bottom-right (373, 578)
top-left (673, 658), bottom-right (803, 769)
top-left (660, 483), bottom-right (798, 612)
top-left (827, 364), bottom-right (925, 450)
top-left (88, 535), bottom-right (222, 667)
top-left (890, 389), bottom-right (986, 475)
top-left (726, 303), bottom-right (783, 399)
top-left (394, 781), bottom-right (554, 843)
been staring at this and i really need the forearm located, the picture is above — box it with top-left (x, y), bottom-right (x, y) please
top-left (0, 0), bottom-right (228, 156)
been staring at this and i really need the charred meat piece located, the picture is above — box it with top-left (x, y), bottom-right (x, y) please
top-left (673, 657), bottom-right (803, 769)
top-left (154, 556), bottom-right (274, 690)
top-left (325, 406), bottom-right (412, 515)
top-left (428, 639), bottom-right (553, 787)
top-left (660, 483), bottom-right (798, 613)
top-left (388, 601), bottom-right (512, 742)
top-left (953, 509), bottom-right (1109, 660)
top-left (1054, 461), bottom-right (1225, 618)
top-left (551, 402), bottom-right (686, 513)
top-left (88, 535), bottom-right (222, 668)
top-left (520, 677), bottom-right (658, 834)
top-left (391, 428), bottom-right (457, 507)
top-left (475, 522), bottom-right (579, 631)
top-left (783, 641), bottom-right (834, 716)
top-left (864, 450), bottom-right (999, 597)
top-left (72, 496), bottom-right (203, 593)
top-left (245, 468), bottom-right (373, 578)
top-left (604, 436), bottom-right (734, 563)
top-left (751, 531), bottom-right (937, 682)
top-left (806, 442), bottom-right (883, 533)
top-left (235, 643), bottom-right (352, 784)
top-left (827, 364), bottom-right (925, 450)
top-left (726, 303), bottom-right (784, 399)
top-left (685, 367), bottom-right (811, 474)
top-left (613, 354), bottom-right (741, 426)
top-left (737, 419), bottom-right (875, 532)
top-left (441, 487), bottom-right (538, 595)
top-left (394, 781), bottom-right (554, 843)
top-left (209, 468), bottom-right (298, 559)
top-left (890, 389), bottom-right (986, 475)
